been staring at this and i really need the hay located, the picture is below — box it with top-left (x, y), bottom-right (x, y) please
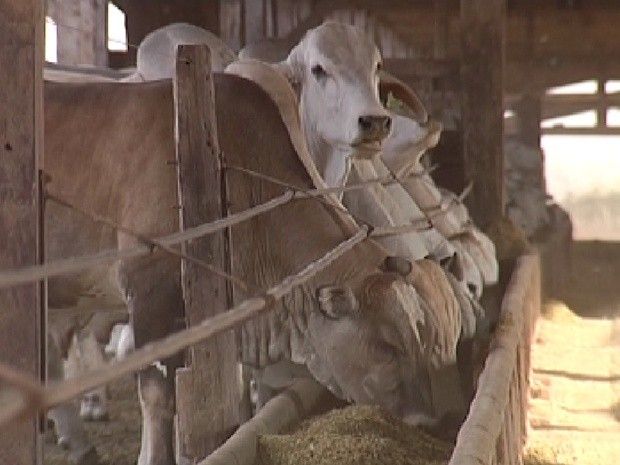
top-left (256, 405), bottom-right (452, 465)
top-left (485, 217), bottom-right (530, 261)
top-left (524, 445), bottom-right (570, 465)
top-left (541, 300), bottom-right (581, 324)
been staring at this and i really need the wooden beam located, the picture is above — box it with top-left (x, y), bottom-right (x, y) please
top-left (47, 0), bottom-right (108, 66)
top-left (433, 0), bottom-right (450, 59)
top-left (541, 126), bottom-right (620, 136)
top-left (0, 0), bottom-right (44, 463)
top-left (540, 92), bottom-right (620, 119)
top-left (514, 93), bottom-right (542, 147)
top-left (460, 0), bottom-right (506, 229)
top-left (244, 0), bottom-right (264, 45)
top-left (174, 45), bottom-right (239, 461)
top-left (597, 79), bottom-right (607, 127)
top-left (220, 0), bottom-right (243, 52)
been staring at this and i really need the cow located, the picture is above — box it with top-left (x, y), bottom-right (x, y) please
top-left (43, 63), bottom-right (463, 465)
top-left (131, 23), bottom-right (236, 81)
top-left (237, 23), bottom-right (495, 293)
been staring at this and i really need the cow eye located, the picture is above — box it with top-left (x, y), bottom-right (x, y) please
top-left (311, 64), bottom-right (327, 79)
top-left (376, 62), bottom-right (383, 72)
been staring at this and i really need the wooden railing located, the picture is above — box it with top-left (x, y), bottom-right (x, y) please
top-left (450, 254), bottom-right (541, 465)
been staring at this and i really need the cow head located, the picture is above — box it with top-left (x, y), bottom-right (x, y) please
top-left (305, 258), bottom-right (439, 426)
top-left (277, 22), bottom-right (390, 159)
top-left (275, 22), bottom-right (430, 188)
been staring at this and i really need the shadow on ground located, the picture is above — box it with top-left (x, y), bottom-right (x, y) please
top-left (555, 240), bottom-right (620, 318)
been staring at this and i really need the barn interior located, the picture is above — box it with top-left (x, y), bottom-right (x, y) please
top-left (2, 1), bottom-right (620, 465)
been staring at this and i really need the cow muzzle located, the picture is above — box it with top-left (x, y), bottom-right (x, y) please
top-left (351, 113), bottom-right (392, 159)
top-left (358, 114), bottom-right (392, 141)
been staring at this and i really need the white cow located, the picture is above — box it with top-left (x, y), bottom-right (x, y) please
top-left (131, 23), bottom-right (235, 81)
top-left (238, 23), bottom-right (496, 298)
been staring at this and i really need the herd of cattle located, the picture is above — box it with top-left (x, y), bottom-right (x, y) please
top-left (38, 21), bottom-right (552, 465)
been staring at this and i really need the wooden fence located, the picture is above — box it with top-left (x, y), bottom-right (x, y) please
top-left (450, 254), bottom-right (540, 465)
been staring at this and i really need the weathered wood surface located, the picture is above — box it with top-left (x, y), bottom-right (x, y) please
top-left (220, 0), bottom-right (243, 51)
top-left (449, 254), bottom-right (540, 465)
top-left (460, 0), bottom-right (506, 229)
top-left (173, 44), bottom-right (240, 460)
top-left (111, 0), bottom-right (220, 66)
top-left (47, 0), bottom-right (107, 66)
top-left (0, 0), bottom-right (44, 464)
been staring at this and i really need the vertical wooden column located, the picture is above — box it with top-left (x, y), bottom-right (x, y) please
top-left (433, 0), bottom-right (450, 60)
top-left (220, 0), bottom-right (244, 51)
top-left (174, 44), bottom-right (240, 462)
top-left (244, 0), bottom-right (265, 45)
top-left (0, 1), bottom-right (44, 464)
top-left (514, 93), bottom-right (542, 148)
top-left (460, 0), bottom-right (506, 229)
top-left (597, 78), bottom-right (607, 129)
top-left (48, 0), bottom-right (108, 66)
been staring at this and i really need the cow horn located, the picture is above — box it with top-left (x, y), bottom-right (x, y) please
top-left (316, 285), bottom-right (360, 318)
top-left (381, 256), bottom-right (413, 277)
top-left (379, 70), bottom-right (429, 124)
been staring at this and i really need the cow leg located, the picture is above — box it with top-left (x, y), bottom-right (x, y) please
top-left (65, 331), bottom-right (109, 421)
top-left (117, 254), bottom-right (182, 465)
top-left (137, 366), bottom-right (175, 465)
top-left (48, 336), bottom-right (100, 465)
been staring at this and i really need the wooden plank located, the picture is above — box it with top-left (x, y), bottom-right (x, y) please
top-left (244, 0), bottom-right (265, 45)
top-left (0, 0), bottom-right (44, 464)
top-left (173, 44), bottom-right (240, 461)
top-left (449, 255), bottom-right (540, 465)
top-left (460, 0), bottom-right (506, 229)
top-left (47, 0), bottom-right (108, 66)
top-left (541, 126), bottom-right (620, 136)
top-left (514, 93), bottom-right (542, 148)
top-left (433, 0), bottom-right (450, 59)
top-left (220, 0), bottom-right (243, 51)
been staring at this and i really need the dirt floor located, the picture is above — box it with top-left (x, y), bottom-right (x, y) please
top-left (526, 241), bottom-right (620, 465)
top-left (44, 375), bottom-right (141, 465)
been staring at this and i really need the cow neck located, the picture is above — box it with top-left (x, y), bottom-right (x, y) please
top-left (302, 115), bottom-right (354, 197)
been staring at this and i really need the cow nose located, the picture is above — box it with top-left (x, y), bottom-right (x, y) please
top-left (358, 115), bottom-right (392, 138)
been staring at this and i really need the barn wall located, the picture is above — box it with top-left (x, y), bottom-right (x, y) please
top-left (0, 0), bottom-right (44, 463)
top-left (47, 0), bottom-right (108, 66)
top-left (219, 0), bottom-right (418, 58)
top-left (110, 0), bottom-right (220, 67)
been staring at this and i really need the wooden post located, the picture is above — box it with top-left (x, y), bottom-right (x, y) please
top-left (220, 0), bottom-right (244, 51)
top-left (0, 0), bottom-right (44, 464)
top-left (597, 78), bottom-right (607, 129)
top-left (460, 0), bottom-right (506, 229)
top-left (174, 44), bottom-right (240, 462)
top-left (47, 0), bottom-right (108, 66)
top-left (244, 0), bottom-right (265, 45)
top-left (514, 93), bottom-right (542, 148)
top-left (433, 0), bottom-right (450, 60)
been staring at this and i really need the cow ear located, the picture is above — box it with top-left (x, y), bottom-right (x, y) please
top-left (317, 286), bottom-right (360, 319)
top-left (273, 43), bottom-right (303, 87)
top-left (381, 256), bottom-right (413, 277)
top-left (379, 70), bottom-right (429, 125)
